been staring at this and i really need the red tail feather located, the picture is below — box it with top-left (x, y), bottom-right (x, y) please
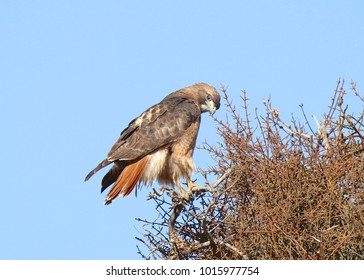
top-left (104, 157), bottom-right (149, 204)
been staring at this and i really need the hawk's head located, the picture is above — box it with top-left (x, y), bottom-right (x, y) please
top-left (195, 83), bottom-right (221, 115)
top-left (165, 82), bottom-right (221, 115)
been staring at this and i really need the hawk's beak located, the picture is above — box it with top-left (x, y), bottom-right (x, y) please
top-left (209, 106), bottom-right (217, 115)
top-left (202, 100), bottom-right (218, 115)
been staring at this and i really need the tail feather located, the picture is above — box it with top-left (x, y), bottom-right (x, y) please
top-left (85, 159), bottom-right (111, 182)
top-left (101, 161), bottom-right (126, 193)
top-left (104, 156), bottom-right (149, 204)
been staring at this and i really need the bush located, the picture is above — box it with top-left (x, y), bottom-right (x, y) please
top-left (137, 80), bottom-right (364, 260)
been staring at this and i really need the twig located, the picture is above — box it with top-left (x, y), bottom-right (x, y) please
top-left (313, 115), bottom-right (330, 152)
top-left (263, 99), bottom-right (312, 140)
top-left (220, 239), bottom-right (248, 259)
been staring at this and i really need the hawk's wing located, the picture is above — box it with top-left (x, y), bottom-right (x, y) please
top-left (85, 97), bottom-right (200, 181)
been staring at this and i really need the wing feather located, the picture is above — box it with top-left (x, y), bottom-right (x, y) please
top-left (107, 97), bottom-right (200, 162)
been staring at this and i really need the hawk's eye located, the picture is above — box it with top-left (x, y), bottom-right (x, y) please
top-left (206, 94), bottom-right (212, 101)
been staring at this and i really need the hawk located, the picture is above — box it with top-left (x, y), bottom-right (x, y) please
top-left (85, 83), bottom-right (220, 204)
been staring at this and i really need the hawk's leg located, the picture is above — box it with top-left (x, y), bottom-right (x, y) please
top-left (175, 181), bottom-right (191, 202)
top-left (176, 180), bottom-right (211, 202)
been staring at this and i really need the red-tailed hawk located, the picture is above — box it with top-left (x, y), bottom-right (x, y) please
top-left (85, 83), bottom-right (220, 204)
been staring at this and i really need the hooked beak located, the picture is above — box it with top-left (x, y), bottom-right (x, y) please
top-left (209, 106), bottom-right (217, 115)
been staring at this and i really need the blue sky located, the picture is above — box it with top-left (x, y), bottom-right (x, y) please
top-left (1, 1), bottom-right (363, 259)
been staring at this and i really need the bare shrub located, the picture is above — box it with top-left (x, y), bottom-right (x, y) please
top-left (137, 80), bottom-right (364, 260)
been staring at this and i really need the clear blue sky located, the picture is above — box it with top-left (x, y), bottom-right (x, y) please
top-left (1, 1), bottom-right (363, 259)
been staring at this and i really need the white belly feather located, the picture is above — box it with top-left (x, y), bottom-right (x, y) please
top-left (141, 149), bottom-right (171, 186)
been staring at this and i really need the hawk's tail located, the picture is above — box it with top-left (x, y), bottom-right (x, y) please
top-left (84, 159), bottom-right (111, 182)
top-left (104, 157), bottom-right (149, 205)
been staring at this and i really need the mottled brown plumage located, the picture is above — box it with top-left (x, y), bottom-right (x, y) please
top-left (85, 83), bottom-right (220, 204)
